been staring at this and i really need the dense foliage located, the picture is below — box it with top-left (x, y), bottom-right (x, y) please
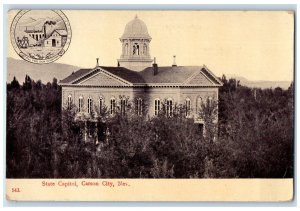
top-left (6, 75), bottom-right (294, 178)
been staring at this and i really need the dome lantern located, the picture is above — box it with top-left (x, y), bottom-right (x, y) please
top-left (118, 15), bottom-right (153, 72)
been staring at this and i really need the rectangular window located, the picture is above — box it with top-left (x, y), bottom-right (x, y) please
top-left (120, 99), bottom-right (126, 116)
top-left (154, 99), bottom-right (160, 116)
top-left (185, 99), bottom-right (191, 117)
top-left (110, 99), bottom-right (116, 115)
top-left (197, 97), bottom-right (203, 114)
top-left (67, 95), bottom-right (72, 109)
top-left (166, 99), bottom-right (173, 117)
top-left (78, 97), bottom-right (83, 112)
top-left (87, 98), bottom-right (93, 114)
top-left (136, 98), bottom-right (143, 116)
top-left (99, 98), bottom-right (103, 113)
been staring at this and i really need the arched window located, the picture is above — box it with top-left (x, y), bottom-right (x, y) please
top-left (78, 96), bottom-right (83, 112)
top-left (99, 97), bottom-right (104, 113)
top-left (185, 98), bottom-right (191, 117)
top-left (196, 97), bottom-right (203, 114)
top-left (207, 96), bottom-right (213, 105)
top-left (67, 95), bottom-right (72, 109)
top-left (110, 98), bottom-right (116, 115)
top-left (120, 98), bottom-right (126, 116)
top-left (143, 43), bottom-right (147, 55)
top-left (125, 43), bottom-right (128, 55)
top-left (136, 98), bottom-right (143, 116)
top-left (154, 99), bottom-right (160, 116)
top-left (166, 98), bottom-right (173, 117)
top-left (133, 43), bottom-right (139, 55)
top-left (87, 97), bottom-right (93, 114)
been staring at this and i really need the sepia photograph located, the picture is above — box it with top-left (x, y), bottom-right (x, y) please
top-left (5, 9), bottom-right (294, 201)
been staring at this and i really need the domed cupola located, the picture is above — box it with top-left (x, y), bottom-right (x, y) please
top-left (118, 15), bottom-right (153, 72)
top-left (121, 15), bottom-right (151, 39)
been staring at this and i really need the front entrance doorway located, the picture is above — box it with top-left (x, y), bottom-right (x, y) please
top-left (52, 39), bottom-right (56, 47)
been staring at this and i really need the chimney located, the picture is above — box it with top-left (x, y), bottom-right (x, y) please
top-left (172, 55), bottom-right (177, 67)
top-left (153, 57), bottom-right (158, 75)
top-left (96, 58), bottom-right (99, 67)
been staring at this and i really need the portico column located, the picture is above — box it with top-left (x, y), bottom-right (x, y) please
top-left (129, 39), bottom-right (132, 56)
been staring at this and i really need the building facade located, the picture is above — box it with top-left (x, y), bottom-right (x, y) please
top-left (59, 16), bottom-right (222, 141)
top-left (44, 29), bottom-right (67, 47)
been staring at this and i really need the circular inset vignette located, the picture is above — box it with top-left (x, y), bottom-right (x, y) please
top-left (10, 10), bottom-right (72, 64)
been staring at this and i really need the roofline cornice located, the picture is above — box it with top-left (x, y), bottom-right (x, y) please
top-left (69, 68), bottom-right (97, 84)
top-left (202, 65), bottom-right (223, 85)
top-left (58, 83), bottom-right (222, 88)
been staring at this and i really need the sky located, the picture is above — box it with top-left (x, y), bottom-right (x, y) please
top-left (7, 10), bottom-right (294, 81)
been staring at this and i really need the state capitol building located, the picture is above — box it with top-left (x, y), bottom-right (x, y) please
top-left (59, 15), bottom-right (222, 140)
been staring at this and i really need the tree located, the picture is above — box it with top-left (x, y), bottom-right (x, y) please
top-left (10, 76), bottom-right (20, 90)
top-left (23, 75), bottom-right (32, 91)
top-left (6, 74), bottom-right (294, 178)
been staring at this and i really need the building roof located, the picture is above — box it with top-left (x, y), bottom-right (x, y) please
top-left (25, 30), bottom-right (43, 33)
top-left (60, 69), bottom-right (91, 83)
top-left (59, 67), bottom-right (145, 84)
top-left (59, 65), bottom-right (222, 87)
top-left (44, 29), bottom-right (68, 40)
top-left (55, 29), bottom-right (68, 36)
top-left (121, 15), bottom-right (151, 39)
top-left (139, 66), bottom-right (201, 84)
top-left (101, 66), bottom-right (146, 83)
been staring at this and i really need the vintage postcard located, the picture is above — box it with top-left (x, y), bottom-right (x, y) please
top-left (6, 10), bottom-right (294, 201)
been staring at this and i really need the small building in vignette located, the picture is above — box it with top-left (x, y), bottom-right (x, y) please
top-left (59, 15), bottom-right (222, 142)
top-left (43, 29), bottom-right (67, 47)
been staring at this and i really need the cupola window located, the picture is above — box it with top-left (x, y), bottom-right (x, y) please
top-left (133, 43), bottom-right (139, 55)
top-left (143, 43), bottom-right (147, 55)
